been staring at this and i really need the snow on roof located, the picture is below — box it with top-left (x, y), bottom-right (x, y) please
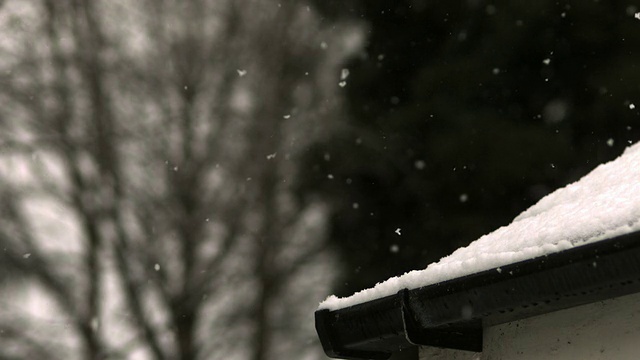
top-left (319, 141), bottom-right (640, 311)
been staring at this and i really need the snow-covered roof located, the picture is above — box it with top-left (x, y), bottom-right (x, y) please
top-left (320, 141), bottom-right (640, 311)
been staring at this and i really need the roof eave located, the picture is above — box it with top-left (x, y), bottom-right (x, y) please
top-left (316, 230), bottom-right (640, 359)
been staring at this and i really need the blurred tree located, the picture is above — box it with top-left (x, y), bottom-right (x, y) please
top-left (302, 0), bottom-right (640, 298)
top-left (0, 0), bottom-right (360, 359)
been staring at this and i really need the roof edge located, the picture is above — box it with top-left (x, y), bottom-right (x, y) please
top-left (316, 231), bottom-right (640, 359)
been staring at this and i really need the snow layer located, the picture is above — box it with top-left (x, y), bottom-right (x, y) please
top-left (319, 141), bottom-right (640, 311)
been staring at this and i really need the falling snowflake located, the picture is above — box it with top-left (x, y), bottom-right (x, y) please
top-left (607, 138), bottom-right (615, 147)
top-left (340, 68), bottom-right (350, 80)
top-left (542, 58), bottom-right (551, 65)
top-left (237, 69), bottom-right (247, 77)
top-left (266, 153), bottom-right (277, 160)
top-left (390, 244), bottom-right (399, 253)
top-left (338, 81), bottom-right (347, 88)
top-left (154, 264), bottom-right (160, 271)
top-left (395, 228), bottom-right (401, 236)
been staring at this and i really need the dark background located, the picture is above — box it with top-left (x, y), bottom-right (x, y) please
top-left (301, 0), bottom-right (640, 299)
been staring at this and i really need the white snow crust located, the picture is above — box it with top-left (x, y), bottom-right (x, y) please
top-left (319, 141), bottom-right (640, 311)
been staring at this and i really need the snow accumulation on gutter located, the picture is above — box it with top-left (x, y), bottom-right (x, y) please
top-left (319, 141), bottom-right (640, 311)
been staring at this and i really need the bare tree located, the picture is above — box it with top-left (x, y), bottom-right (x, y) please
top-left (0, 0), bottom-right (361, 359)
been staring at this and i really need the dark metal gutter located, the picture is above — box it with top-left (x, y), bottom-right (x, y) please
top-left (315, 230), bottom-right (640, 359)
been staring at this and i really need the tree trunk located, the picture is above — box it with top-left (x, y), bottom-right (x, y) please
top-left (176, 306), bottom-right (196, 360)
